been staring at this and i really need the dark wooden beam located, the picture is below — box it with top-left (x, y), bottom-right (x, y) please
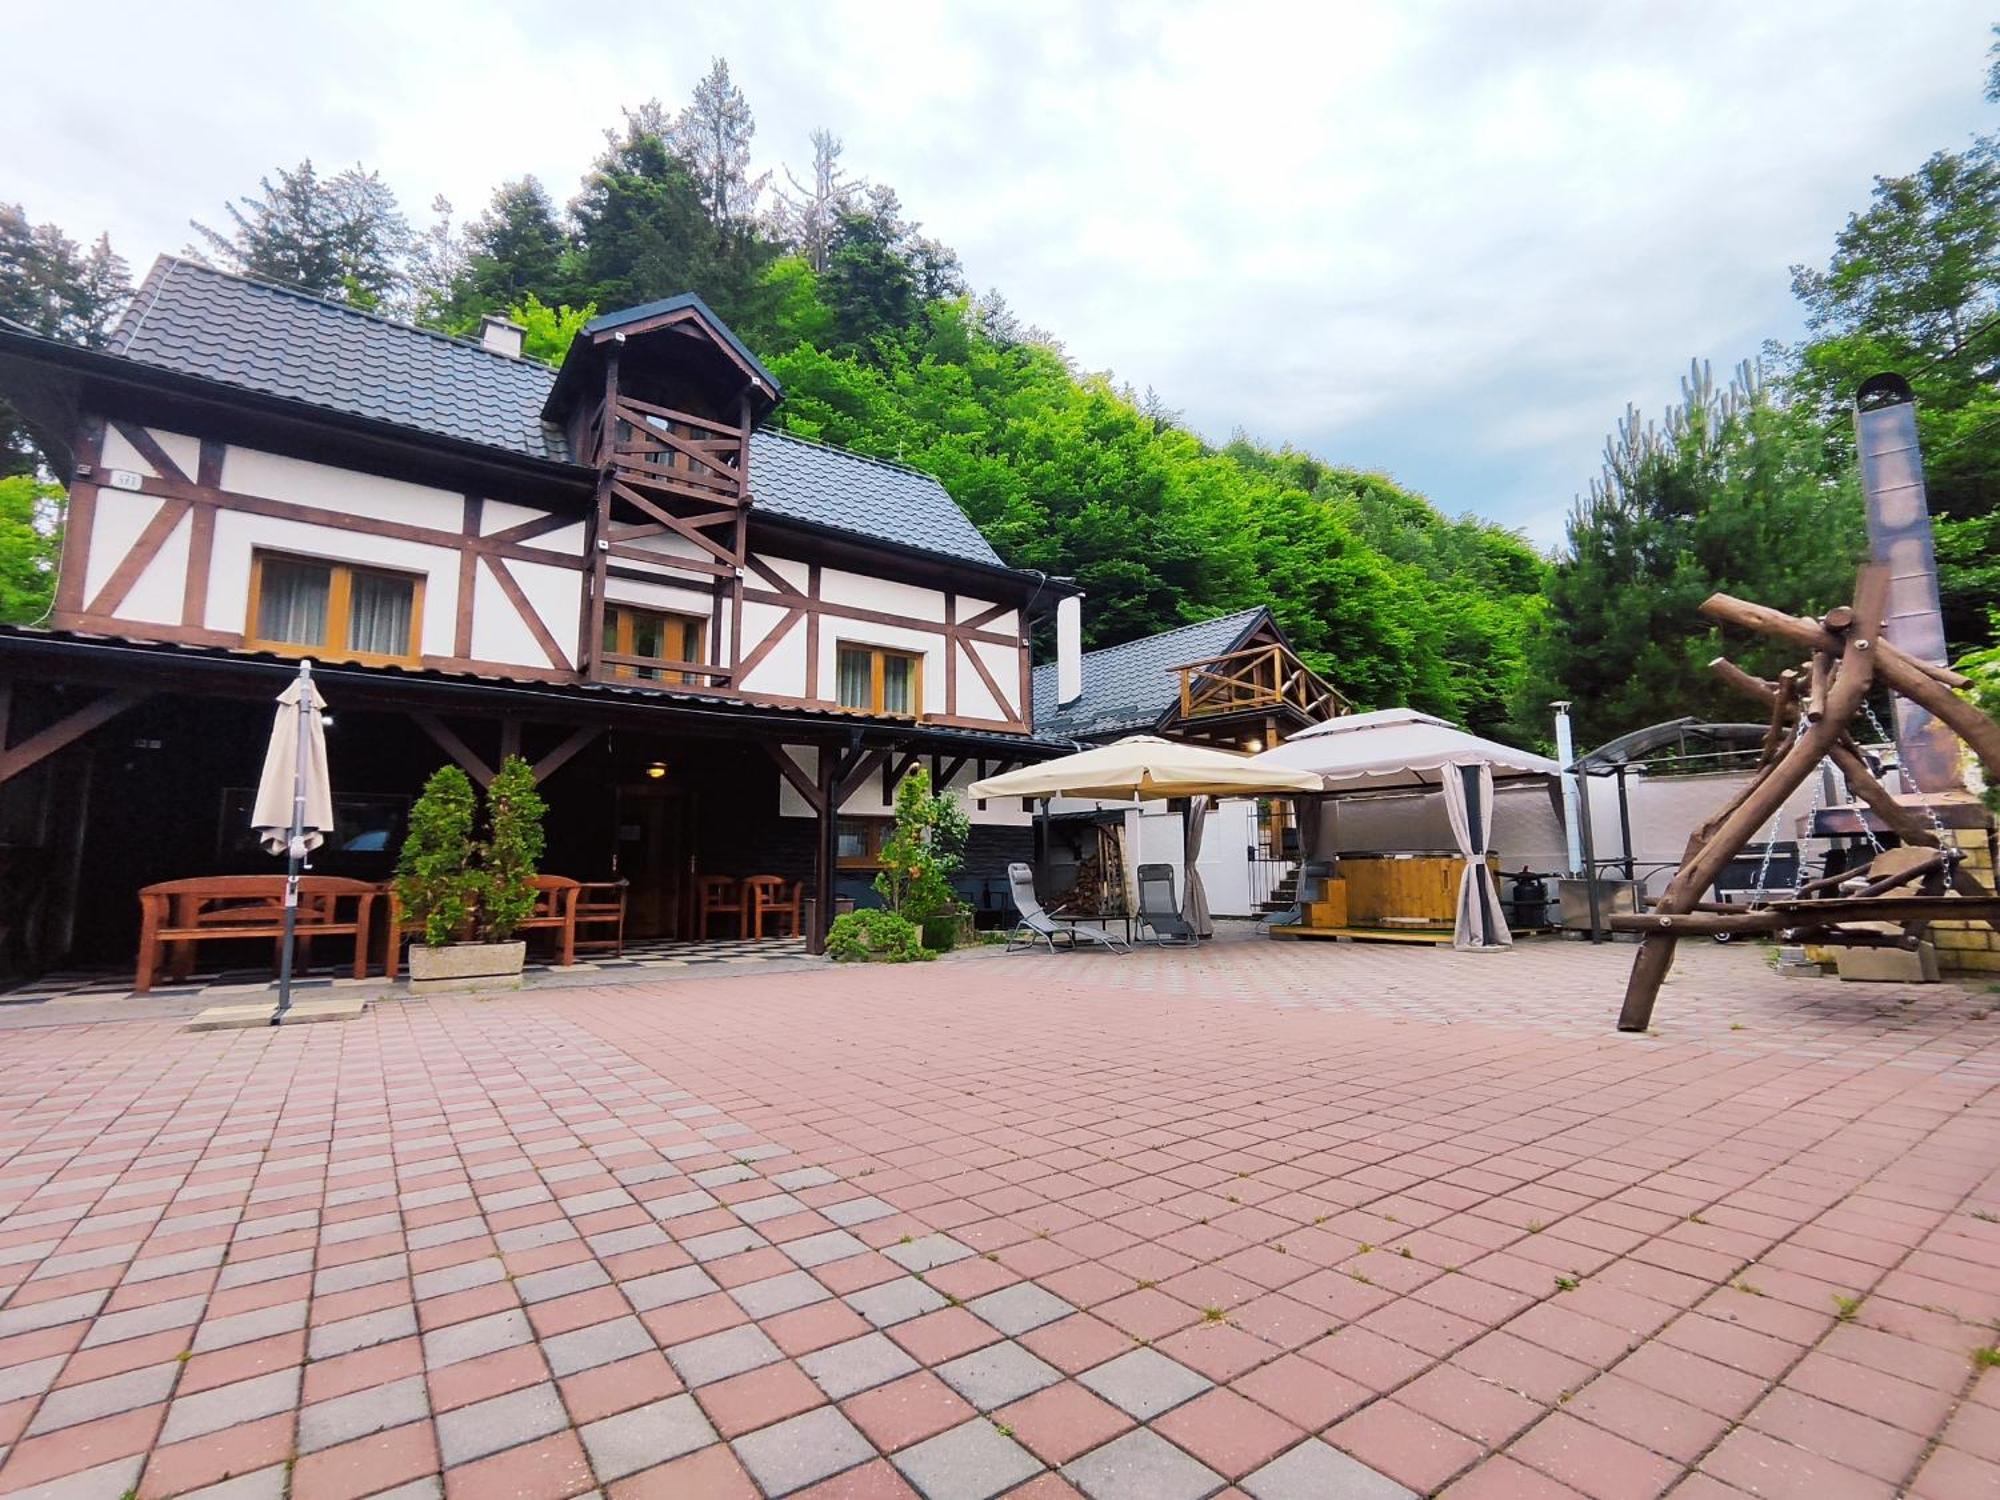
top-left (532, 725), bottom-right (601, 783)
top-left (0, 692), bottom-right (145, 785)
top-left (413, 713), bottom-right (495, 787)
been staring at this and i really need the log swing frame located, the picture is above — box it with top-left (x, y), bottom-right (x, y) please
top-left (1611, 563), bottom-right (2000, 1031)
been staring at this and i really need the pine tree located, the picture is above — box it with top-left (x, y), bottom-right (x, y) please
top-left (670, 58), bottom-right (766, 225)
top-left (0, 205), bottom-right (131, 473)
top-left (190, 159), bottom-right (411, 306)
top-left (452, 177), bottom-right (572, 320)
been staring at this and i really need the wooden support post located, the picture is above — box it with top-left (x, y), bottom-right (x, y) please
top-left (1620, 566), bottom-right (1889, 1031)
top-left (414, 714), bottom-right (495, 788)
top-left (0, 692), bottom-right (145, 786)
top-left (810, 741), bottom-right (843, 957)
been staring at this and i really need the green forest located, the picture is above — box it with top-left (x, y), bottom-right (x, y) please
top-left (4, 44), bottom-right (1997, 750)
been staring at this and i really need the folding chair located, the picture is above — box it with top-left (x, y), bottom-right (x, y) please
top-left (1004, 863), bottom-right (1131, 954)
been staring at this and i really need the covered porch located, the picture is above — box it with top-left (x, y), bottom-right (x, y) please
top-left (0, 628), bottom-right (1045, 989)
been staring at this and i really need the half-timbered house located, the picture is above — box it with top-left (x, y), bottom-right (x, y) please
top-left (0, 256), bottom-right (1074, 971)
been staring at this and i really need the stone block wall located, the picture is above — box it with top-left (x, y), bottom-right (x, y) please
top-left (1932, 823), bottom-right (2000, 975)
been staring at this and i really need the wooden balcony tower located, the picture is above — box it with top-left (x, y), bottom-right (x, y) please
top-left (1169, 639), bottom-right (1349, 749)
top-left (548, 295), bottom-right (780, 688)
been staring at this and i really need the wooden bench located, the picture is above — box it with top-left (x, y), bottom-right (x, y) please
top-left (136, 876), bottom-right (380, 996)
top-left (381, 874), bottom-right (581, 978)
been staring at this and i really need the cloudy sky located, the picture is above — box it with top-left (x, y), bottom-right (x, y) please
top-left (11, 1), bottom-right (1994, 542)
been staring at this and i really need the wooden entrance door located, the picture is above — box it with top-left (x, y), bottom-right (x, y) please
top-left (616, 786), bottom-right (693, 939)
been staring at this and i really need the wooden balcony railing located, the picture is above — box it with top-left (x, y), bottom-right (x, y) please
top-left (605, 394), bottom-right (747, 506)
top-left (1175, 643), bottom-right (1349, 725)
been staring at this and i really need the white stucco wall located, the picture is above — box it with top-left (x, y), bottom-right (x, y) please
top-left (772, 745), bottom-right (1033, 828)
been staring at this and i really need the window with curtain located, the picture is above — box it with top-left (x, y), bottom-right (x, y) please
top-left (248, 552), bottom-right (421, 664)
top-left (603, 606), bottom-right (705, 683)
top-left (835, 644), bottom-right (922, 716)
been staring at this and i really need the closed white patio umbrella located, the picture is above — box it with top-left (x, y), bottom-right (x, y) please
top-left (251, 660), bottom-right (334, 1020)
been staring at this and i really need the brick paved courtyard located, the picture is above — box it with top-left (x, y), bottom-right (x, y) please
top-left (0, 935), bottom-right (1997, 1499)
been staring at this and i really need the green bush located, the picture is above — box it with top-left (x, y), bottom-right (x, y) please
top-left (394, 756), bottom-right (548, 947)
top-left (480, 756), bottom-right (546, 941)
top-left (827, 908), bottom-right (933, 963)
top-left (395, 766), bottom-right (479, 948)
top-left (919, 915), bottom-right (961, 952)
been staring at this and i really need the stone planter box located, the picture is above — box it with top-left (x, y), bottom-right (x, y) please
top-left (407, 940), bottom-right (526, 994)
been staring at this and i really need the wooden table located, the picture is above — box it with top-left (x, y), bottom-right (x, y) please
top-left (136, 876), bottom-right (380, 995)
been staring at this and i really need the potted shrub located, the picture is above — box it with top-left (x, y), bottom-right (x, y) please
top-left (395, 757), bottom-right (547, 992)
top-left (874, 766), bottom-right (971, 953)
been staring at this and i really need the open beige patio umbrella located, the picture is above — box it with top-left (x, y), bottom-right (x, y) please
top-left (970, 737), bottom-right (1321, 940)
top-left (969, 735), bottom-right (1323, 802)
top-left (251, 661), bottom-right (333, 1021)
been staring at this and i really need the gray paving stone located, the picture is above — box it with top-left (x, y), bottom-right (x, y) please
top-left (27, 1361), bottom-right (179, 1435)
top-left (645, 1188), bottom-right (719, 1220)
top-left (159, 1367), bottom-right (301, 1444)
top-left (412, 1255), bottom-right (505, 1300)
top-left (732, 1143), bottom-right (790, 1162)
top-left (822, 1195), bottom-right (896, 1227)
top-left (31, 1244), bottom-right (135, 1278)
top-left (0, 1289), bottom-right (108, 1338)
top-left (883, 1234), bottom-right (973, 1272)
top-left (298, 1374), bottom-right (430, 1453)
top-left (967, 1283), bottom-right (1074, 1336)
top-left (364, 1479), bottom-right (443, 1500)
top-left (191, 1299), bottom-right (308, 1353)
top-left (436, 1381), bottom-right (568, 1466)
top-left (579, 1393), bottom-right (717, 1482)
top-left (217, 1248), bottom-right (312, 1288)
top-left (558, 1187), bottom-right (634, 1215)
top-left (623, 1264), bottom-right (719, 1311)
top-left (692, 1164), bottom-right (756, 1188)
top-left (515, 1260), bottom-right (610, 1303)
top-left (0, 1355), bottom-right (65, 1406)
top-left (1077, 1348), bottom-right (1211, 1420)
top-left (81, 1293), bottom-right (206, 1347)
top-left (495, 1219), bottom-right (578, 1253)
top-left (730, 1269), bottom-right (832, 1318)
top-left (680, 1225), bottom-right (767, 1262)
top-left (935, 1341), bottom-right (1061, 1410)
top-left (798, 1332), bottom-right (919, 1400)
top-left (542, 1314), bottom-right (653, 1376)
top-left (2, 1454), bottom-right (146, 1499)
top-left (733, 1192), bottom-right (805, 1224)
top-left (781, 1229), bottom-right (869, 1268)
top-left (180, 1465), bottom-right (288, 1500)
top-left (423, 1306), bottom-right (533, 1368)
top-left (845, 1276), bottom-right (949, 1327)
top-left (671, 1104), bottom-right (721, 1119)
top-left (407, 1217), bottom-right (486, 1250)
top-left (1062, 1428), bottom-right (1224, 1500)
top-left (892, 1417), bottom-right (1042, 1500)
top-left (666, 1323), bottom-right (781, 1387)
top-left (313, 1251), bottom-right (409, 1295)
top-left (772, 1167), bottom-right (838, 1191)
top-left (477, 1185), bottom-right (551, 1213)
top-left (588, 1224), bottom-right (669, 1256)
top-left (1240, 1440), bottom-right (1416, 1500)
top-left (308, 1302), bottom-right (418, 1360)
top-left (732, 1405), bottom-right (876, 1497)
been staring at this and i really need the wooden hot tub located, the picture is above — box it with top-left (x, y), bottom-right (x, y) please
top-left (1274, 851), bottom-right (1496, 944)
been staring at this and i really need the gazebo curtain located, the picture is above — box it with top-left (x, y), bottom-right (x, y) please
top-left (1442, 760), bottom-right (1509, 950)
top-left (1181, 797), bottom-right (1214, 938)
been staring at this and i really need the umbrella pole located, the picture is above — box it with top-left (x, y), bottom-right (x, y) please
top-left (273, 660), bottom-right (312, 1025)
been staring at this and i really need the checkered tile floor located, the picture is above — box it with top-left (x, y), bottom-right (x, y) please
top-left (0, 937), bottom-right (809, 1006)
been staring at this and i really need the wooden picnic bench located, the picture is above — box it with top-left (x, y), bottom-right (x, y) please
top-left (135, 875), bottom-right (380, 996)
top-left (380, 874), bottom-right (581, 978)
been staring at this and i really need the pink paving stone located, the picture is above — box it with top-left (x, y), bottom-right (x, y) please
top-left (993, 1380), bottom-right (1134, 1466)
top-left (1440, 1455), bottom-right (1595, 1499)
top-left (443, 1429), bottom-right (595, 1500)
top-left (841, 1371), bottom-right (977, 1451)
top-left (303, 1336), bottom-right (426, 1403)
top-left (793, 1456), bottom-right (924, 1498)
top-left (696, 1357), bottom-right (827, 1437)
top-left (559, 1349), bottom-right (684, 1423)
top-left (1328, 1397), bottom-right (1486, 1494)
top-left (289, 1418), bottom-right (440, 1500)
top-left (137, 1411), bottom-right (294, 1499)
top-left (1398, 1361), bottom-right (1544, 1446)
top-left (1509, 1411), bottom-right (1683, 1500)
top-left (1153, 1386), bottom-right (1306, 1478)
top-left (1699, 1425), bottom-right (1896, 1500)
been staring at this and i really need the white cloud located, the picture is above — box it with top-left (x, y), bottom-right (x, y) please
top-left (9, 0), bottom-right (1992, 544)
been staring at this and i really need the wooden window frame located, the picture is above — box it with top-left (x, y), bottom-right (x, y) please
top-left (836, 817), bottom-right (893, 869)
top-left (602, 604), bottom-right (707, 683)
top-left (245, 549), bottom-right (425, 667)
top-left (834, 642), bottom-right (925, 719)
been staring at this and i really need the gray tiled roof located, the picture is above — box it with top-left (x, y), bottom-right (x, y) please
top-left (748, 431), bottom-right (1001, 566)
top-left (104, 256), bottom-right (1006, 570)
top-left (111, 257), bottom-right (571, 458)
top-left (1032, 607), bottom-right (1268, 742)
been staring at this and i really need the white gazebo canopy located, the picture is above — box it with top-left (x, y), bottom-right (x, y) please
top-left (1247, 709), bottom-right (1559, 952)
top-left (1246, 708), bottom-right (1559, 792)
